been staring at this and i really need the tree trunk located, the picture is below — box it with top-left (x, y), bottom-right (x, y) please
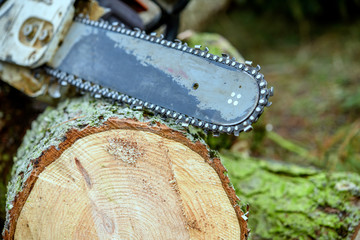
top-left (3, 95), bottom-right (248, 240)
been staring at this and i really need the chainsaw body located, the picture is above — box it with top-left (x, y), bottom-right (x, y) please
top-left (0, 0), bottom-right (273, 136)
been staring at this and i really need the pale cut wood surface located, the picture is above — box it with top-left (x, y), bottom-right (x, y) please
top-left (15, 129), bottom-right (241, 239)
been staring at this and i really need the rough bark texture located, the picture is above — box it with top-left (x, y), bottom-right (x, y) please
top-left (3, 95), bottom-right (248, 240)
top-left (221, 152), bottom-right (360, 240)
top-left (0, 82), bottom-right (47, 227)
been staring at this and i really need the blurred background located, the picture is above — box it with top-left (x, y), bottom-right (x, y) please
top-left (1, 0), bottom-right (360, 238)
top-left (195, 0), bottom-right (360, 173)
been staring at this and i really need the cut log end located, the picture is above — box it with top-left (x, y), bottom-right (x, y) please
top-left (3, 114), bottom-right (248, 240)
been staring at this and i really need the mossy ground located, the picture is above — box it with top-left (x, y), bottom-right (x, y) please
top-left (221, 152), bottom-right (360, 239)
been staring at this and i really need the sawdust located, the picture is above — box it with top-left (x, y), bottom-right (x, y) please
top-left (105, 137), bottom-right (144, 165)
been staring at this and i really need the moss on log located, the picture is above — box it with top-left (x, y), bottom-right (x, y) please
top-left (3, 95), bottom-right (248, 240)
top-left (221, 152), bottom-right (360, 240)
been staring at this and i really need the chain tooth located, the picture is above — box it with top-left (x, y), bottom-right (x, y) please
top-left (259, 98), bottom-right (267, 105)
top-left (160, 108), bottom-right (166, 115)
top-left (218, 126), bottom-right (224, 133)
top-left (60, 80), bottom-right (68, 86)
top-left (181, 116), bottom-right (190, 126)
top-left (74, 78), bottom-right (82, 88)
top-left (244, 125), bottom-right (253, 132)
top-left (245, 60), bottom-right (253, 66)
top-left (181, 122), bottom-right (189, 127)
top-left (233, 125), bottom-right (241, 136)
top-left (259, 80), bottom-right (267, 88)
top-left (174, 114), bottom-right (182, 124)
top-left (226, 127), bottom-right (233, 134)
top-left (120, 95), bottom-right (127, 102)
top-left (94, 93), bottom-right (102, 99)
top-left (165, 110), bottom-right (172, 116)
top-left (269, 86), bottom-right (274, 96)
top-left (256, 74), bottom-right (263, 81)
top-left (212, 132), bottom-right (220, 137)
top-left (255, 107), bottom-right (263, 113)
top-left (131, 99), bottom-right (138, 106)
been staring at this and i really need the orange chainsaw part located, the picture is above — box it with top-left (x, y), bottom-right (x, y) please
top-left (124, 0), bottom-right (148, 12)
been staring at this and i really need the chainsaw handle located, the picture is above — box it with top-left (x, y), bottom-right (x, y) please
top-left (97, 0), bottom-right (144, 29)
top-left (145, 0), bottom-right (190, 41)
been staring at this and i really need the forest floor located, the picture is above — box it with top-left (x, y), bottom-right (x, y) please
top-left (206, 9), bottom-right (360, 173)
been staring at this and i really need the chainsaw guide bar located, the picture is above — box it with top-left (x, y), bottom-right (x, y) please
top-left (46, 16), bottom-right (273, 136)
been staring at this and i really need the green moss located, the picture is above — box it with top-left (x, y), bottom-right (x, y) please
top-left (185, 32), bottom-right (244, 62)
top-left (221, 152), bottom-right (360, 239)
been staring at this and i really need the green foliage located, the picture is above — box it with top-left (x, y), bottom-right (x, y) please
top-left (184, 32), bottom-right (244, 62)
top-left (232, 0), bottom-right (360, 22)
top-left (341, 88), bottom-right (360, 111)
top-left (206, 134), bottom-right (235, 151)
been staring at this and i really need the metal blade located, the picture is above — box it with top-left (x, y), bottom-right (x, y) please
top-left (48, 17), bottom-right (272, 135)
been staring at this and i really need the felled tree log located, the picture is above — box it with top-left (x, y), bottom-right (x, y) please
top-left (3, 95), bottom-right (248, 240)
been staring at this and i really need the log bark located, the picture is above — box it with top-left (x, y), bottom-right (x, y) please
top-left (3, 95), bottom-right (248, 240)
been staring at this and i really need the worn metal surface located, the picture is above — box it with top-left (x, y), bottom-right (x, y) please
top-left (47, 17), bottom-right (273, 135)
top-left (0, 0), bottom-right (74, 67)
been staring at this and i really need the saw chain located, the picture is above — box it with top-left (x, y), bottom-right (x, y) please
top-left (45, 16), bottom-right (273, 136)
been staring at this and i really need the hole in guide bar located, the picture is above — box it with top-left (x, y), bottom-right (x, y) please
top-left (192, 83), bottom-right (199, 90)
top-left (239, 85), bottom-right (242, 88)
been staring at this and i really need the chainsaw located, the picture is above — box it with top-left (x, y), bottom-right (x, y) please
top-left (0, 0), bottom-right (273, 136)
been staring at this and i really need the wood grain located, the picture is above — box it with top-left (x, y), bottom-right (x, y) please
top-left (14, 129), bottom-right (241, 239)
